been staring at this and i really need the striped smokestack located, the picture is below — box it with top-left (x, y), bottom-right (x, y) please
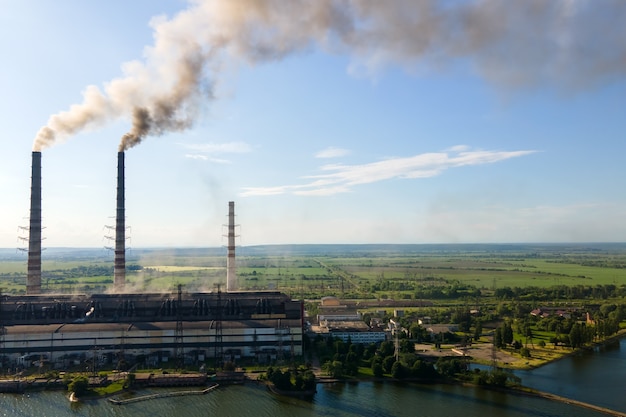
top-left (114, 151), bottom-right (126, 289)
top-left (27, 152), bottom-right (42, 295)
top-left (226, 201), bottom-right (236, 292)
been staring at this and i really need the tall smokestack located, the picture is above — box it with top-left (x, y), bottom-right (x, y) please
top-left (114, 151), bottom-right (126, 290)
top-left (27, 152), bottom-right (42, 295)
top-left (226, 201), bottom-right (236, 292)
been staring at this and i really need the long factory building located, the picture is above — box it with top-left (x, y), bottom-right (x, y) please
top-left (0, 291), bottom-right (304, 368)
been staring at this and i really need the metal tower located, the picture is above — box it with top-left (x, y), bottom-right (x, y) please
top-left (0, 289), bottom-right (4, 371)
top-left (174, 284), bottom-right (184, 367)
top-left (213, 284), bottom-right (223, 371)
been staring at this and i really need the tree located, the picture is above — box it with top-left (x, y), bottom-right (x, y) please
top-left (600, 303), bottom-right (617, 318)
top-left (269, 368), bottom-right (293, 390)
top-left (124, 373), bottom-right (136, 389)
top-left (502, 323), bottom-right (514, 345)
top-left (382, 355), bottom-right (396, 374)
top-left (372, 361), bottom-right (384, 378)
top-left (409, 323), bottom-right (426, 341)
top-left (473, 369), bottom-right (489, 385)
top-left (378, 341), bottom-right (395, 358)
top-left (494, 327), bottom-right (503, 348)
top-left (569, 323), bottom-right (584, 349)
top-left (436, 358), bottom-right (466, 378)
top-left (391, 361), bottom-right (409, 379)
top-left (363, 343), bottom-right (377, 361)
top-left (323, 360), bottom-right (344, 379)
top-left (488, 369), bottom-right (514, 387)
top-left (68, 376), bottom-right (89, 397)
top-left (344, 351), bottom-right (359, 376)
top-left (411, 359), bottom-right (437, 379)
top-left (451, 307), bottom-right (472, 332)
top-left (473, 321), bottom-right (483, 341)
top-left (299, 370), bottom-right (316, 391)
top-left (520, 347), bottom-right (531, 358)
top-left (399, 339), bottom-right (414, 354)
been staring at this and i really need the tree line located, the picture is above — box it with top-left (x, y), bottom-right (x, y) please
top-left (310, 336), bottom-right (518, 387)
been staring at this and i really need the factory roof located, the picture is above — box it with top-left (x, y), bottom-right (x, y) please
top-left (1, 319), bottom-right (303, 335)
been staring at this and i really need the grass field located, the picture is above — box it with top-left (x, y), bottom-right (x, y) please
top-left (1, 244), bottom-right (625, 298)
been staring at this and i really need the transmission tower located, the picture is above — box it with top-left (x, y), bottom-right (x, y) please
top-left (0, 289), bottom-right (4, 373)
top-left (174, 284), bottom-right (184, 368)
top-left (213, 284), bottom-right (223, 371)
top-left (277, 325), bottom-right (284, 362)
top-left (491, 339), bottom-right (498, 371)
top-left (117, 328), bottom-right (127, 371)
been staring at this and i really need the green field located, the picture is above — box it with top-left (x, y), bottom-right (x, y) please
top-left (1, 244), bottom-right (625, 300)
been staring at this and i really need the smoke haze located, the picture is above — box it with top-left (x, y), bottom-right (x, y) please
top-left (33, 0), bottom-right (626, 151)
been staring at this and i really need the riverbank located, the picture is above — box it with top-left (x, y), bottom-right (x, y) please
top-left (266, 383), bottom-right (316, 398)
top-left (512, 386), bottom-right (626, 417)
top-left (509, 328), bottom-right (626, 370)
top-left (2, 360), bottom-right (625, 417)
top-left (418, 329), bottom-right (626, 371)
top-left (109, 384), bottom-right (219, 405)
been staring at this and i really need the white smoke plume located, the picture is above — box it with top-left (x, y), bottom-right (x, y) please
top-left (33, 0), bottom-right (626, 151)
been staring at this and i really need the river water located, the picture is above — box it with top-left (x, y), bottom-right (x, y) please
top-left (1, 339), bottom-right (624, 417)
top-left (516, 337), bottom-right (626, 413)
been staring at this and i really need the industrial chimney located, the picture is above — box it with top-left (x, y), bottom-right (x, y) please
top-left (27, 151), bottom-right (42, 295)
top-left (226, 201), bottom-right (236, 292)
top-left (114, 151), bottom-right (126, 290)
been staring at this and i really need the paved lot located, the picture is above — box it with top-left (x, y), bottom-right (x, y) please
top-left (414, 342), bottom-right (519, 366)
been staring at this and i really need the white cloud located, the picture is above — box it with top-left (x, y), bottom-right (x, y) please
top-left (315, 147), bottom-right (351, 158)
top-left (184, 154), bottom-right (232, 164)
top-left (184, 154), bottom-right (208, 160)
top-left (240, 185), bottom-right (293, 197)
top-left (178, 141), bottom-right (252, 164)
top-left (445, 144), bottom-right (470, 152)
top-left (241, 146), bottom-right (537, 197)
top-left (180, 142), bottom-right (253, 154)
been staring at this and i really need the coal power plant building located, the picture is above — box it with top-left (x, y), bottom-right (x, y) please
top-left (0, 291), bottom-right (304, 368)
top-left (3, 152), bottom-right (304, 369)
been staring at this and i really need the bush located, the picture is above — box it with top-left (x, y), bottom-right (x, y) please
top-left (372, 362), bottom-right (384, 378)
top-left (411, 359), bottom-right (437, 379)
top-left (68, 376), bottom-right (89, 396)
top-left (124, 373), bottom-right (136, 389)
top-left (391, 362), bottom-right (409, 379)
top-left (43, 370), bottom-right (60, 380)
top-left (299, 370), bottom-right (316, 391)
top-left (382, 356), bottom-right (396, 373)
top-left (472, 370), bottom-right (489, 385)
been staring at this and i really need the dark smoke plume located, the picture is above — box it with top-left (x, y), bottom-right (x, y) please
top-left (33, 0), bottom-right (626, 151)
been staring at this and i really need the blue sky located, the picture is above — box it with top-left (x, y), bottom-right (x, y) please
top-left (1, 0), bottom-right (625, 248)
